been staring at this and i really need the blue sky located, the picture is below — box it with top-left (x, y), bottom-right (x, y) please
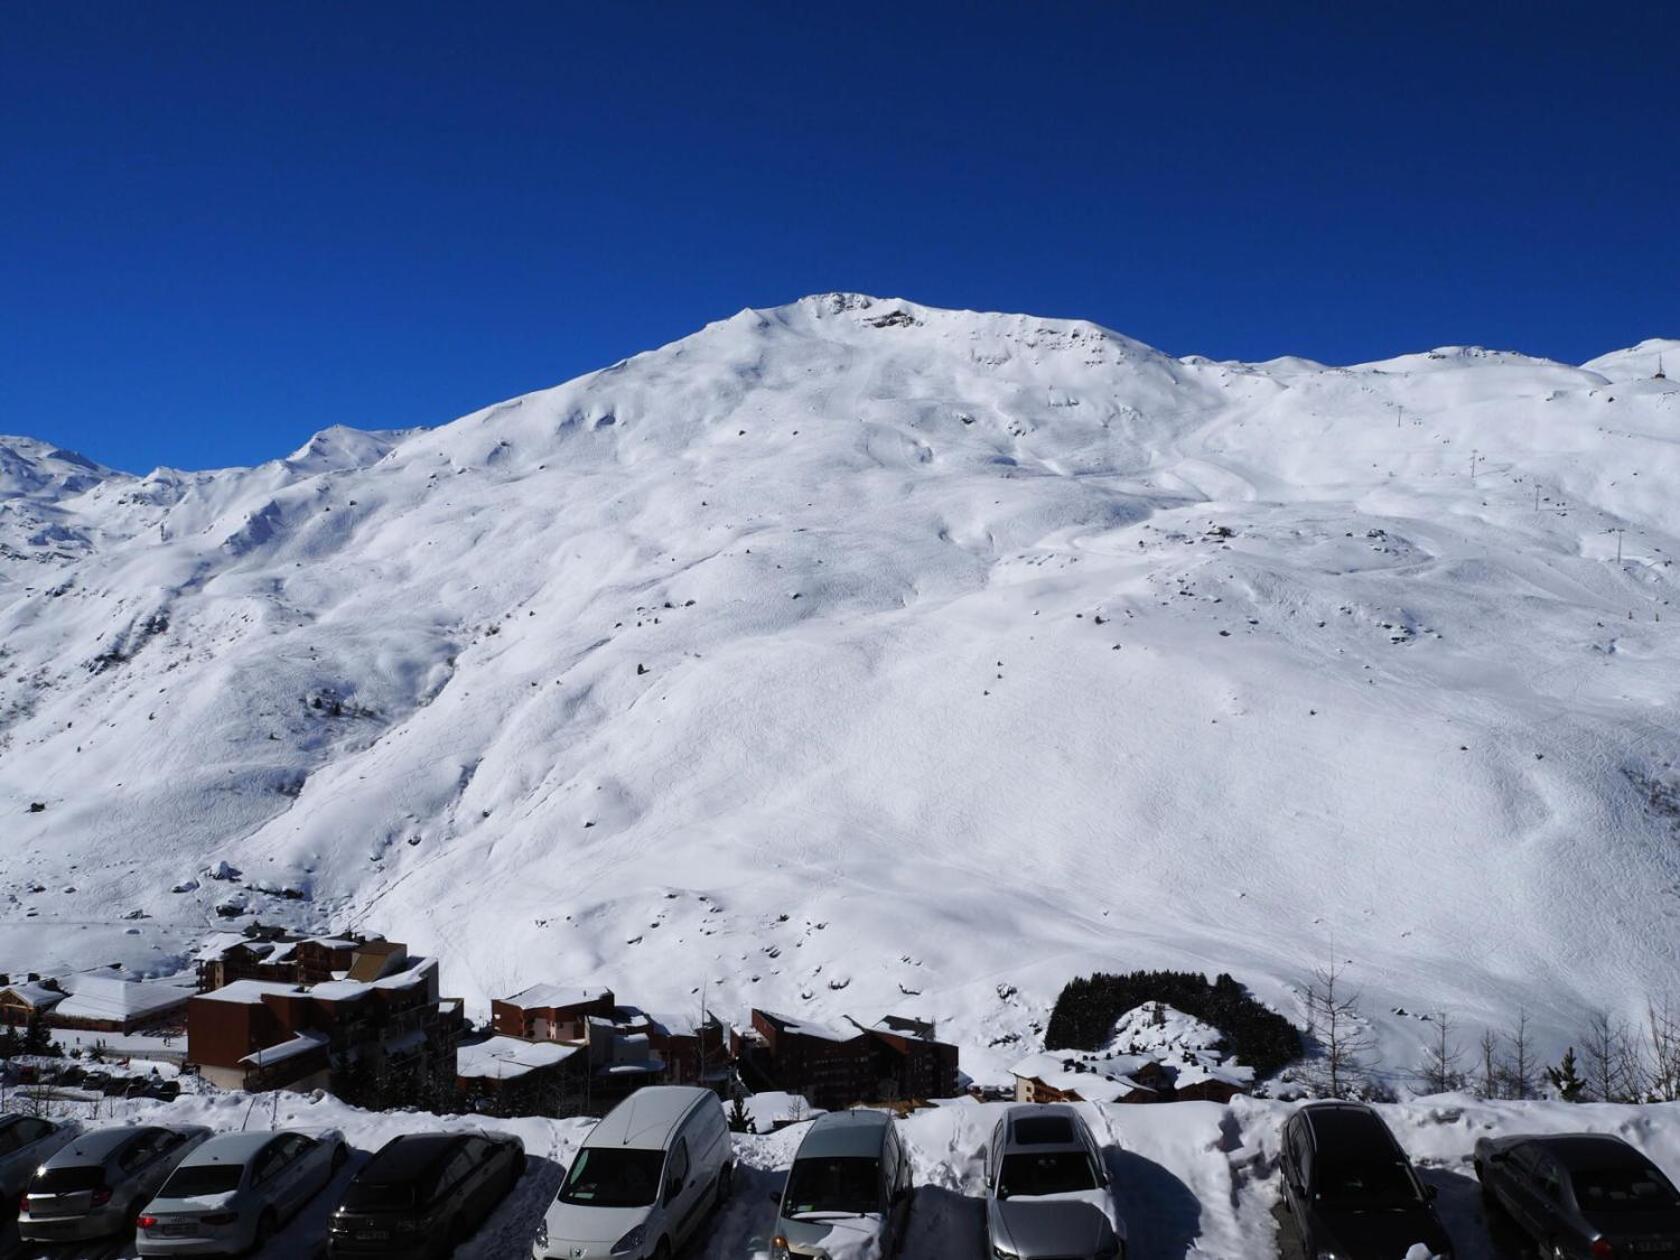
top-left (3, 3), bottom-right (1674, 472)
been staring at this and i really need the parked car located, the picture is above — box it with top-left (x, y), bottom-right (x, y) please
top-left (136, 1127), bottom-right (349, 1256)
top-left (328, 1128), bottom-right (524, 1258)
top-left (1278, 1102), bottom-right (1451, 1260)
top-left (0, 1114), bottom-right (81, 1202)
top-left (534, 1085), bottom-right (732, 1260)
top-left (147, 1079), bottom-right (183, 1102)
top-left (57, 1064), bottom-right (88, 1087)
top-left (982, 1104), bottom-right (1125, 1260)
top-left (80, 1070), bottom-right (113, 1094)
top-left (18, 1124), bottom-right (211, 1244)
top-left (1475, 1132), bottom-right (1680, 1258)
top-left (770, 1109), bottom-right (913, 1260)
top-left (125, 1078), bottom-right (156, 1099)
top-left (101, 1074), bottom-right (133, 1096)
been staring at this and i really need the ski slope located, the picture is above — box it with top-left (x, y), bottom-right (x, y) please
top-left (2, 295), bottom-right (1678, 1083)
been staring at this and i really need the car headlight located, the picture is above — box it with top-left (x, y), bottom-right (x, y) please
top-left (770, 1236), bottom-right (791, 1260)
top-left (611, 1222), bottom-right (647, 1256)
top-left (1315, 1252), bottom-right (1340, 1260)
top-left (992, 1244), bottom-right (1020, 1260)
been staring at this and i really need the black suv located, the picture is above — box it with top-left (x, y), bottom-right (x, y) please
top-left (1475, 1133), bottom-right (1680, 1258)
top-left (1279, 1102), bottom-right (1452, 1259)
top-left (327, 1129), bottom-right (525, 1259)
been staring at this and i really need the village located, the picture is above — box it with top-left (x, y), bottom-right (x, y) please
top-left (1, 921), bottom-right (1257, 1126)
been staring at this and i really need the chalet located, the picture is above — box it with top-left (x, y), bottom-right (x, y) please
top-left (1009, 1051), bottom-right (1167, 1105)
top-left (195, 928), bottom-right (379, 993)
top-left (641, 1010), bottom-right (729, 1088)
top-left (456, 1036), bottom-right (585, 1116)
top-left (51, 974), bottom-right (194, 1034)
top-left (0, 978), bottom-right (65, 1027)
top-left (491, 984), bottom-right (615, 1042)
top-left (186, 947), bottom-right (460, 1095)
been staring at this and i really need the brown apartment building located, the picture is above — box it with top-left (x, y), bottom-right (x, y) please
top-left (186, 943), bottom-right (461, 1097)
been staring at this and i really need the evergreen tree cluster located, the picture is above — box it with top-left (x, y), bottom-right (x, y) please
top-left (1046, 969), bottom-right (1302, 1077)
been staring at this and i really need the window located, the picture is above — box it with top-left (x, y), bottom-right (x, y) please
top-left (1313, 1158), bottom-right (1422, 1209)
top-left (15, 1119), bottom-right (51, 1145)
top-left (667, 1139), bottom-right (689, 1195)
top-left (253, 1143), bottom-right (288, 1183)
top-left (1570, 1164), bottom-right (1680, 1210)
top-left (996, 1151), bottom-right (1099, 1199)
top-left (463, 1138), bottom-right (492, 1165)
top-left (556, 1148), bottom-right (665, 1208)
top-left (781, 1156), bottom-right (881, 1217)
top-left (162, 1164), bottom-right (246, 1197)
top-left (435, 1152), bottom-right (473, 1198)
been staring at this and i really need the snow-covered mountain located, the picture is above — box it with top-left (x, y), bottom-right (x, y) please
top-left (3, 294), bottom-right (1678, 1085)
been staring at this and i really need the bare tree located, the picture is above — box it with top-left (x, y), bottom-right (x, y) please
top-left (1500, 1008), bottom-right (1536, 1100)
top-left (1646, 997), bottom-right (1680, 1103)
top-left (1581, 1009), bottom-right (1644, 1103)
top-left (1303, 957), bottom-right (1374, 1099)
top-left (1476, 1027), bottom-right (1501, 1100)
top-left (1416, 1010), bottom-right (1465, 1096)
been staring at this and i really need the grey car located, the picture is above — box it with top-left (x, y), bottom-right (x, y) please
top-left (983, 1105), bottom-right (1125, 1260)
top-left (770, 1110), bottom-right (913, 1259)
top-left (1475, 1132), bottom-right (1680, 1259)
top-left (137, 1127), bottom-right (350, 1255)
top-left (19, 1124), bottom-right (212, 1244)
top-left (0, 1114), bottom-right (81, 1203)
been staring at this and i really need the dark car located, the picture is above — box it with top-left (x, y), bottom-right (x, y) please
top-left (1475, 1133), bottom-right (1680, 1258)
top-left (57, 1065), bottom-right (88, 1087)
top-left (145, 1079), bottom-right (182, 1102)
top-left (100, 1075), bottom-right (132, 1097)
top-left (1278, 1102), bottom-right (1452, 1259)
top-left (80, 1071), bottom-right (112, 1094)
top-left (327, 1129), bottom-right (525, 1259)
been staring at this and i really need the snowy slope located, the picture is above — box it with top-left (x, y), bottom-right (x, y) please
top-left (3, 295), bottom-right (1679, 1085)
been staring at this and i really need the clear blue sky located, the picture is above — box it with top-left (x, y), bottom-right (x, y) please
top-left (4, 3), bottom-right (1674, 472)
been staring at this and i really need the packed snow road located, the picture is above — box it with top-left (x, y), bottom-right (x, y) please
top-left (8, 1090), bottom-right (1680, 1259)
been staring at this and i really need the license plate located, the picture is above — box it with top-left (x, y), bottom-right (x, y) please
top-left (356, 1230), bottom-right (391, 1242)
top-left (163, 1223), bottom-right (198, 1236)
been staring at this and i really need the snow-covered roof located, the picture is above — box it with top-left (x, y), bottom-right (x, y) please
top-left (196, 957), bottom-right (435, 1006)
top-left (498, 983), bottom-right (612, 1011)
top-left (239, 1030), bottom-right (328, 1068)
top-left (55, 975), bottom-right (192, 1023)
top-left (1009, 1051), bottom-right (1157, 1103)
top-left (644, 1010), bottom-right (721, 1038)
top-left (193, 933), bottom-right (257, 962)
top-left (0, 981), bottom-right (65, 1009)
top-left (759, 1009), bottom-right (859, 1043)
top-left (457, 1036), bottom-right (580, 1081)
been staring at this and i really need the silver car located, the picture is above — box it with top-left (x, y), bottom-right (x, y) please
top-left (983, 1105), bottom-right (1126, 1260)
top-left (0, 1114), bottom-right (80, 1201)
top-left (19, 1124), bottom-right (212, 1244)
top-left (770, 1110), bottom-right (913, 1259)
top-left (137, 1127), bottom-right (349, 1255)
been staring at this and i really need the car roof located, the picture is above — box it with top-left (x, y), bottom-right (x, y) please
top-left (360, 1133), bottom-right (466, 1183)
top-left (1003, 1105), bottom-right (1086, 1152)
top-left (47, 1126), bottom-right (152, 1165)
top-left (175, 1131), bottom-right (281, 1166)
top-left (1298, 1102), bottom-right (1397, 1152)
top-left (1533, 1134), bottom-right (1647, 1171)
top-left (586, 1087), bottom-right (712, 1152)
top-left (794, 1110), bottom-right (894, 1160)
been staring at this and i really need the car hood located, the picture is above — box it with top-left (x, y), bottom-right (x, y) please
top-left (1311, 1205), bottom-right (1450, 1258)
top-left (777, 1212), bottom-right (887, 1259)
top-left (542, 1202), bottom-right (650, 1245)
top-left (990, 1191), bottom-right (1121, 1256)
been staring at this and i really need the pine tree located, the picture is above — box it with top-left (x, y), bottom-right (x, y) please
top-left (1546, 1047), bottom-right (1585, 1102)
top-left (727, 1093), bottom-right (752, 1134)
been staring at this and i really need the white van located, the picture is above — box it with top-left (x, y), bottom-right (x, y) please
top-left (533, 1085), bottom-right (733, 1260)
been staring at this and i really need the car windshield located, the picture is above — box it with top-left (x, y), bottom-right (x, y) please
top-left (161, 1164), bottom-right (244, 1197)
top-left (557, 1148), bottom-right (666, 1209)
top-left (31, 1166), bottom-right (104, 1194)
top-left (1315, 1159), bottom-right (1421, 1208)
top-left (997, 1151), bottom-right (1098, 1199)
top-left (781, 1156), bottom-right (880, 1217)
top-left (341, 1181), bottom-right (417, 1212)
top-left (0, 1124), bottom-right (23, 1156)
top-left (1573, 1165), bottom-right (1680, 1210)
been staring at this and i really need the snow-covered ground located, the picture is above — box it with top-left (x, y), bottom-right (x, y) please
top-left (4, 1090), bottom-right (1679, 1258)
top-left (3, 294), bottom-right (1679, 1086)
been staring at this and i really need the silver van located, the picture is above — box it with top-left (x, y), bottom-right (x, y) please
top-left (770, 1110), bottom-right (913, 1259)
top-left (533, 1085), bottom-right (732, 1260)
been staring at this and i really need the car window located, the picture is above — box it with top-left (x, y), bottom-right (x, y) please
top-left (253, 1142), bottom-right (287, 1183)
top-left (1510, 1144), bottom-right (1544, 1175)
top-left (118, 1138), bottom-right (156, 1172)
top-left (277, 1134), bottom-right (311, 1162)
top-left (997, 1151), bottom-right (1099, 1199)
top-left (20, 1119), bottom-right (52, 1144)
top-left (1314, 1157), bottom-right (1423, 1208)
top-left (1570, 1163), bottom-right (1680, 1210)
top-left (436, 1151), bottom-right (473, 1197)
top-left (782, 1156), bottom-right (881, 1217)
top-left (669, 1139), bottom-right (689, 1187)
top-left (463, 1137), bottom-right (492, 1165)
top-left (162, 1162), bottom-right (245, 1198)
top-left (557, 1147), bottom-right (664, 1208)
